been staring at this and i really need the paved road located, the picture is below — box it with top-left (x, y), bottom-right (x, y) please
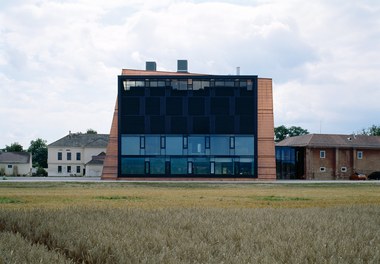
top-left (1, 176), bottom-right (380, 184)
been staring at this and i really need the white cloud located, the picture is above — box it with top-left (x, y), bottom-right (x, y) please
top-left (0, 0), bottom-right (379, 148)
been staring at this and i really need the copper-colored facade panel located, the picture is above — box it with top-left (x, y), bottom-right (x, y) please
top-left (257, 78), bottom-right (276, 180)
top-left (101, 98), bottom-right (119, 180)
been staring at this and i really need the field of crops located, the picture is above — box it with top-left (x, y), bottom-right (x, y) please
top-left (1, 182), bottom-right (380, 263)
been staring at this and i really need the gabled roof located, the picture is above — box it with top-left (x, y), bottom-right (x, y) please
top-left (48, 133), bottom-right (109, 148)
top-left (276, 134), bottom-right (380, 149)
top-left (0, 152), bottom-right (31, 164)
top-left (86, 152), bottom-right (106, 166)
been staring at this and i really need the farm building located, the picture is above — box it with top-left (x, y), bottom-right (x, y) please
top-left (0, 152), bottom-right (32, 176)
top-left (47, 133), bottom-right (109, 176)
top-left (276, 134), bottom-right (380, 180)
top-left (102, 60), bottom-right (276, 180)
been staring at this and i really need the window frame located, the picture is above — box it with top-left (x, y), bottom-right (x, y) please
top-left (320, 150), bottom-right (326, 159)
top-left (58, 152), bottom-right (62, 161)
top-left (76, 152), bottom-right (81, 161)
top-left (67, 152), bottom-right (72, 161)
top-left (357, 151), bottom-right (363, 160)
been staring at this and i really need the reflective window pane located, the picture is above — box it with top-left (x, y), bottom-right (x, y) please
top-left (145, 136), bottom-right (160, 155)
top-left (235, 158), bottom-right (254, 176)
top-left (210, 136), bottom-right (230, 155)
top-left (121, 158), bottom-right (145, 174)
top-left (193, 158), bottom-right (209, 174)
top-left (188, 136), bottom-right (205, 155)
top-left (166, 136), bottom-right (183, 155)
top-left (121, 136), bottom-right (140, 155)
top-left (171, 158), bottom-right (187, 175)
top-left (235, 136), bottom-right (254, 155)
top-left (214, 158), bottom-right (233, 175)
top-left (150, 158), bottom-right (165, 174)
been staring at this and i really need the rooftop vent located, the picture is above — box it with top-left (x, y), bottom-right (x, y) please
top-left (146, 61), bottom-right (157, 71)
top-left (177, 60), bottom-right (188, 73)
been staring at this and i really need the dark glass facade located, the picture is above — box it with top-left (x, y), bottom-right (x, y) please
top-left (118, 75), bottom-right (258, 177)
top-left (275, 146), bottom-right (305, 179)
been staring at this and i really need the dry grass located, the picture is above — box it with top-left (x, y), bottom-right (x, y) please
top-left (0, 182), bottom-right (380, 263)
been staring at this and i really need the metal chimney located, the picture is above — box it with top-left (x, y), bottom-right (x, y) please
top-left (177, 60), bottom-right (188, 73)
top-left (146, 61), bottom-right (157, 71)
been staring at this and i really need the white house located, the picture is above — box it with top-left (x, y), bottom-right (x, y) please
top-left (47, 132), bottom-right (109, 176)
top-left (0, 152), bottom-right (32, 176)
top-left (85, 152), bottom-right (106, 177)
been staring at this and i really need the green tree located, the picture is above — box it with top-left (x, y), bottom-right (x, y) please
top-left (86, 128), bottom-right (97, 134)
top-left (361, 125), bottom-right (380, 136)
top-left (4, 142), bottom-right (24, 152)
top-left (274, 125), bottom-right (309, 142)
top-left (27, 138), bottom-right (48, 168)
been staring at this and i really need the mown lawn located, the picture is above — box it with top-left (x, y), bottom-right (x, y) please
top-left (0, 182), bottom-right (380, 263)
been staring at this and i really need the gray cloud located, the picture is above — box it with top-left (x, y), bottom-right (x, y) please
top-left (0, 0), bottom-right (379, 148)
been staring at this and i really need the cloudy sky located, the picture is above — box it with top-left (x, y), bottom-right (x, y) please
top-left (0, 0), bottom-right (379, 148)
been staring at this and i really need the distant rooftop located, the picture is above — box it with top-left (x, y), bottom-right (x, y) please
top-left (277, 134), bottom-right (380, 149)
top-left (49, 133), bottom-right (109, 148)
top-left (0, 152), bottom-right (31, 164)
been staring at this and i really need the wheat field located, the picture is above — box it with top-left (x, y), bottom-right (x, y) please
top-left (1, 182), bottom-right (380, 263)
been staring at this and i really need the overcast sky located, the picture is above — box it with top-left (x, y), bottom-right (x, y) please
top-left (1, 0), bottom-right (379, 148)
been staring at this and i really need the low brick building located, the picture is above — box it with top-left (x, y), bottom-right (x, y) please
top-left (276, 134), bottom-right (380, 180)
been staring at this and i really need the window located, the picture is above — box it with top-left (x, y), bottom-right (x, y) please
top-left (160, 136), bottom-right (166, 149)
top-left (121, 158), bottom-right (145, 175)
top-left (229, 136), bottom-right (235, 149)
top-left (58, 152), bottom-right (62, 160)
top-left (121, 136), bottom-right (141, 155)
top-left (188, 162), bottom-right (193, 174)
top-left (76, 166), bottom-right (81, 174)
top-left (235, 137), bottom-right (254, 155)
top-left (7, 164), bottom-right (12, 169)
top-left (188, 136), bottom-right (205, 155)
top-left (166, 136), bottom-right (183, 155)
top-left (210, 136), bottom-right (230, 155)
top-left (67, 166), bottom-right (71, 173)
top-left (140, 136), bottom-right (145, 149)
top-left (150, 158), bottom-right (165, 174)
top-left (171, 158), bottom-right (187, 174)
top-left (145, 136), bottom-right (160, 155)
top-left (341, 167), bottom-right (347, 173)
top-left (357, 151), bottom-right (363, 160)
top-left (320, 167), bottom-right (326, 172)
top-left (76, 152), bottom-right (81, 161)
top-left (183, 136), bottom-right (188, 149)
top-left (58, 166), bottom-right (62, 173)
top-left (320, 150), bottom-right (326, 159)
top-left (205, 136), bottom-right (210, 149)
top-left (67, 152), bottom-right (72, 161)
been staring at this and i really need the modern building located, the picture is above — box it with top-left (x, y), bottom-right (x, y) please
top-left (47, 133), bottom-right (109, 176)
top-left (276, 134), bottom-right (380, 180)
top-left (0, 152), bottom-right (32, 176)
top-left (102, 61), bottom-right (275, 180)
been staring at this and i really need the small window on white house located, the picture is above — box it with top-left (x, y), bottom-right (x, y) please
top-left (320, 167), bottom-right (326, 172)
top-left (7, 165), bottom-right (12, 169)
top-left (357, 151), bottom-right (363, 160)
top-left (320, 150), bottom-right (326, 159)
top-left (67, 166), bottom-right (71, 173)
top-left (58, 166), bottom-right (62, 173)
top-left (341, 167), bottom-right (347, 173)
